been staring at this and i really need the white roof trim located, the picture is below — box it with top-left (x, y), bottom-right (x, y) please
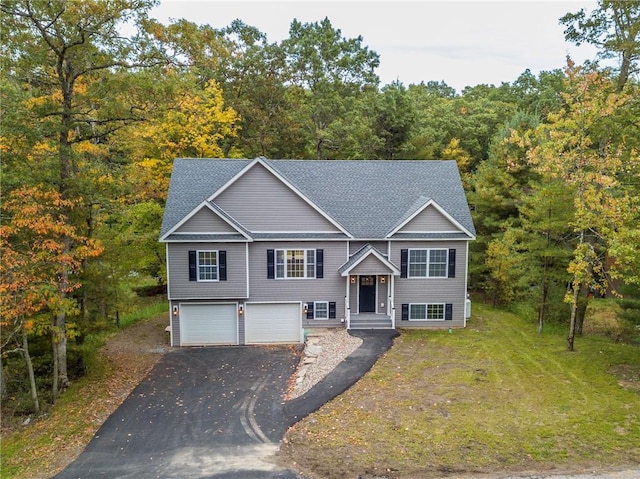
top-left (386, 199), bottom-right (475, 239)
top-left (340, 246), bottom-right (401, 276)
top-left (160, 200), bottom-right (253, 242)
top-left (208, 158), bottom-right (353, 238)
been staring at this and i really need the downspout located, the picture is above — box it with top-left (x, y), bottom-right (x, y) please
top-left (464, 241), bottom-right (469, 327)
top-left (345, 241), bottom-right (351, 329)
top-left (345, 280), bottom-right (351, 330)
top-left (165, 243), bottom-right (174, 346)
top-left (390, 274), bottom-right (396, 329)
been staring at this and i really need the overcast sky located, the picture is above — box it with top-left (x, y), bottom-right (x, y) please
top-left (150, 0), bottom-right (600, 92)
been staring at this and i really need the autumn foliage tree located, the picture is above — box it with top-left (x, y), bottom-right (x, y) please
top-left (1, 187), bottom-right (103, 405)
top-left (1, 0), bottom-right (167, 391)
top-left (528, 62), bottom-right (639, 350)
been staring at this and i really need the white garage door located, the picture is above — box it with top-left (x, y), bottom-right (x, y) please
top-left (180, 303), bottom-right (238, 346)
top-left (245, 303), bottom-right (302, 344)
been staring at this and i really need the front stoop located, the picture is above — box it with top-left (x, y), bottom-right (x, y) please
top-left (349, 313), bottom-right (393, 329)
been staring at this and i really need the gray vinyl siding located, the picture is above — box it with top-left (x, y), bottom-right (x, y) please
top-left (378, 278), bottom-right (391, 313)
top-left (350, 255), bottom-right (388, 275)
top-left (399, 206), bottom-right (458, 232)
top-left (176, 207), bottom-right (237, 233)
top-left (170, 301), bottom-right (180, 346)
top-left (214, 162), bottom-right (339, 232)
top-left (248, 241), bottom-right (346, 327)
top-left (167, 242), bottom-right (248, 299)
top-left (239, 315), bottom-right (245, 345)
top-left (392, 241), bottom-right (468, 327)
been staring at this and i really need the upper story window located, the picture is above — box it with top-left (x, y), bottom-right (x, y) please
top-left (409, 248), bottom-right (448, 278)
top-left (188, 249), bottom-right (227, 282)
top-left (276, 249), bottom-right (316, 279)
top-left (198, 250), bottom-right (218, 281)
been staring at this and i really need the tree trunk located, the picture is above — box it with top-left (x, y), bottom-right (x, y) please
top-left (53, 236), bottom-right (71, 394)
top-left (22, 327), bottom-right (40, 414)
top-left (568, 284), bottom-right (580, 351)
top-left (575, 283), bottom-right (590, 336)
top-left (538, 282), bottom-right (548, 334)
top-left (538, 252), bottom-right (550, 334)
top-left (52, 329), bottom-right (59, 401)
top-left (55, 58), bottom-right (74, 397)
top-left (0, 354), bottom-right (6, 402)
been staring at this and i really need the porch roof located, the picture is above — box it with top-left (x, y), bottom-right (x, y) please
top-left (338, 243), bottom-right (401, 276)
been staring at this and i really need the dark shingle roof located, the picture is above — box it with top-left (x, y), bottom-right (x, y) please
top-left (160, 158), bottom-right (476, 240)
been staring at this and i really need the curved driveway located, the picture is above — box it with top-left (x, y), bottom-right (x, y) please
top-left (52, 331), bottom-right (398, 479)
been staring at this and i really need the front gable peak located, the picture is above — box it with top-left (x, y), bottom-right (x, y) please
top-left (387, 198), bottom-right (474, 238)
top-left (211, 158), bottom-right (351, 236)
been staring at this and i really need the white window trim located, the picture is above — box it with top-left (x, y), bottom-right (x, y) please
top-left (409, 303), bottom-right (446, 321)
top-left (408, 248), bottom-right (448, 278)
top-left (314, 301), bottom-right (329, 320)
top-left (197, 250), bottom-right (219, 282)
top-left (275, 248), bottom-right (316, 279)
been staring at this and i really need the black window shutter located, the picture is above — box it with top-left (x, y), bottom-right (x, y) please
top-left (448, 249), bottom-right (456, 278)
top-left (329, 301), bottom-right (336, 319)
top-left (445, 303), bottom-right (453, 320)
top-left (267, 249), bottom-right (275, 279)
top-left (189, 250), bottom-right (197, 281)
top-left (400, 249), bottom-right (408, 278)
top-left (218, 251), bottom-right (227, 281)
top-left (316, 249), bottom-right (324, 278)
top-left (401, 303), bottom-right (409, 321)
top-left (306, 301), bottom-right (314, 319)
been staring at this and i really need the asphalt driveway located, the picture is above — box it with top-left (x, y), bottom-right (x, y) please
top-left (52, 330), bottom-right (398, 479)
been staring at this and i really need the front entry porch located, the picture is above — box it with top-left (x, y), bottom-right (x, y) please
top-left (338, 244), bottom-right (401, 330)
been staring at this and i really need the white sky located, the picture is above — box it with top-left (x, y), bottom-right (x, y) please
top-left (150, 0), bottom-right (601, 92)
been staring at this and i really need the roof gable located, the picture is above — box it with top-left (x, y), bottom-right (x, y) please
top-left (161, 200), bottom-right (252, 241)
top-left (339, 244), bottom-right (400, 276)
top-left (212, 160), bottom-right (348, 234)
top-left (175, 205), bottom-right (239, 234)
top-left (387, 199), bottom-right (473, 237)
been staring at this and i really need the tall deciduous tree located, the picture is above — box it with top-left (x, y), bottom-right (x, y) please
top-left (561, 0), bottom-right (640, 91)
top-left (0, 187), bottom-right (102, 405)
top-left (528, 63), bottom-right (638, 350)
top-left (1, 0), bottom-right (165, 392)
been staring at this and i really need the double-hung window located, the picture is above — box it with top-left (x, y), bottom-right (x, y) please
top-left (408, 249), bottom-right (448, 278)
top-left (409, 303), bottom-right (445, 320)
top-left (305, 300), bottom-right (336, 320)
top-left (276, 249), bottom-right (316, 279)
top-left (314, 301), bottom-right (328, 320)
top-left (198, 250), bottom-right (218, 281)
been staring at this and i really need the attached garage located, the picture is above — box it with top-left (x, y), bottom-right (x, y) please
top-left (179, 303), bottom-right (238, 346)
top-left (245, 302), bottom-right (302, 344)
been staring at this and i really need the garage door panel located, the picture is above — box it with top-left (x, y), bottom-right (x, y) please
top-left (180, 304), bottom-right (238, 346)
top-left (245, 303), bottom-right (301, 344)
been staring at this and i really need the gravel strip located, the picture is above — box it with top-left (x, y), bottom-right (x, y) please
top-left (288, 329), bottom-right (363, 400)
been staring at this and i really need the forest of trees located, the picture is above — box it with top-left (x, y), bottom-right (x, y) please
top-left (1, 0), bottom-right (639, 414)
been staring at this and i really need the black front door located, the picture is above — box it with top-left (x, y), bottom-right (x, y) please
top-left (359, 275), bottom-right (376, 313)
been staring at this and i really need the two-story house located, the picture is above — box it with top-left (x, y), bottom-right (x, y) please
top-left (160, 157), bottom-right (475, 346)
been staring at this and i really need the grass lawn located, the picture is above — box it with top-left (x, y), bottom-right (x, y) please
top-left (281, 304), bottom-right (640, 479)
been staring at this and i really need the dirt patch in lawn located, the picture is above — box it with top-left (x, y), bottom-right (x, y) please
top-left (610, 364), bottom-right (640, 391)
